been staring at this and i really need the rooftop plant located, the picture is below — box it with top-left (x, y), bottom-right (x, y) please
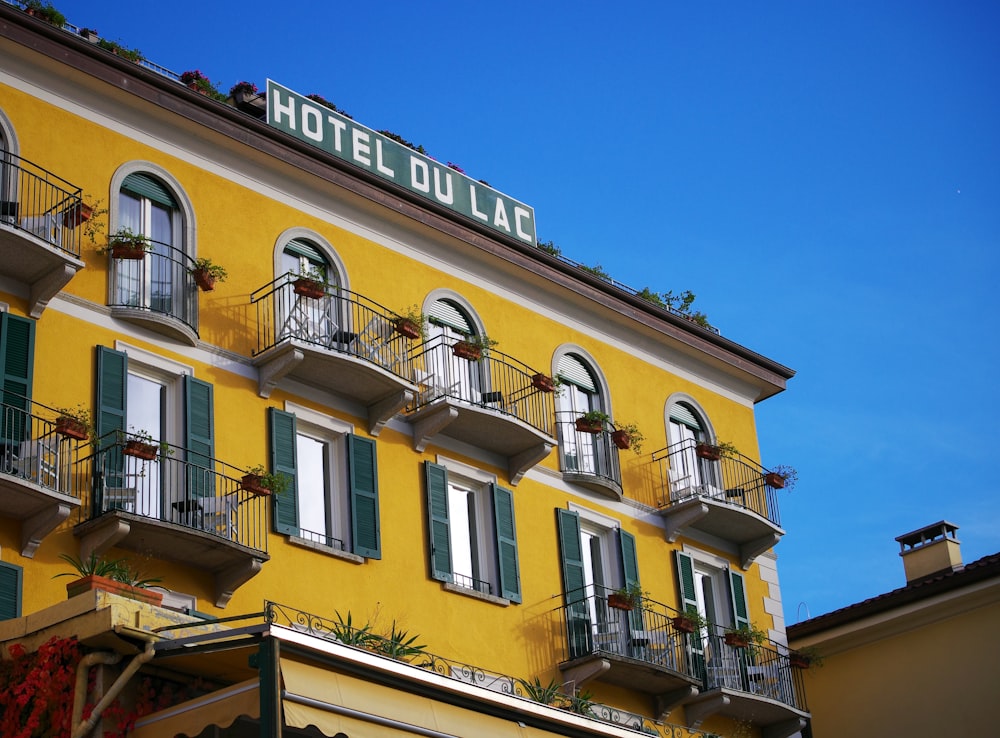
top-left (96, 38), bottom-right (143, 62)
top-left (228, 80), bottom-right (258, 97)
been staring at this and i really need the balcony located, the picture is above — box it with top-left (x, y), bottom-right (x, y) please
top-left (652, 440), bottom-right (785, 568)
top-left (72, 436), bottom-right (269, 608)
top-left (0, 395), bottom-right (84, 557)
top-left (106, 239), bottom-right (199, 345)
top-left (251, 275), bottom-right (417, 436)
top-left (556, 586), bottom-right (703, 719)
top-left (682, 627), bottom-right (809, 738)
top-left (555, 412), bottom-right (622, 499)
top-left (0, 151), bottom-right (86, 316)
top-left (405, 337), bottom-right (555, 485)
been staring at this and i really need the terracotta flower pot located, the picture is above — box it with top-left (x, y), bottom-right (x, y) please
top-left (765, 472), bottom-right (786, 489)
top-left (452, 341), bottom-right (482, 361)
top-left (394, 318), bottom-right (421, 339)
top-left (724, 632), bottom-right (750, 648)
top-left (240, 473), bottom-right (271, 496)
top-left (110, 243), bottom-right (147, 260)
top-left (192, 268), bottom-right (217, 292)
top-left (607, 593), bottom-right (634, 611)
top-left (575, 417), bottom-right (603, 434)
top-left (695, 443), bottom-right (721, 461)
top-left (789, 653), bottom-right (812, 669)
top-left (531, 373), bottom-right (556, 392)
top-left (672, 615), bottom-right (698, 634)
top-left (293, 278), bottom-right (326, 299)
top-left (66, 575), bottom-right (163, 606)
top-left (123, 440), bottom-right (157, 460)
top-left (62, 202), bottom-right (93, 228)
top-left (611, 430), bottom-right (631, 450)
top-left (55, 416), bottom-right (88, 441)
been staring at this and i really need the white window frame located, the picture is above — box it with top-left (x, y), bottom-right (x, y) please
top-left (682, 544), bottom-right (736, 628)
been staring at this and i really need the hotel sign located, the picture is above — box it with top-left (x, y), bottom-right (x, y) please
top-left (267, 81), bottom-right (536, 245)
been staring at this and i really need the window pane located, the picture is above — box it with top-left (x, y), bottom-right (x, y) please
top-left (448, 484), bottom-right (475, 582)
top-left (127, 373), bottom-right (163, 519)
top-left (296, 433), bottom-right (331, 545)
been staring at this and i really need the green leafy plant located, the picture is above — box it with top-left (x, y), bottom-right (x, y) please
top-left (81, 197), bottom-right (109, 244)
top-left (636, 287), bottom-right (711, 328)
top-left (672, 609), bottom-right (711, 633)
top-left (330, 611), bottom-right (379, 649)
top-left (536, 239), bottom-right (562, 257)
top-left (766, 464), bottom-right (798, 491)
top-left (179, 70), bottom-right (224, 100)
top-left (580, 410), bottom-right (610, 424)
top-left (96, 38), bottom-right (143, 62)
top-left (374, 621), bottom-right (426, 662)
top-left (724, 622), bottom-right (769, 654)
top-left (610, 420), bottom-right (645, 454)
top-left (295, 265), bottom-right (331, 286)
top-left (228, 81), bottom-right (259, 97)
top-left (579, 263), bottom-right (612, 281)
top-left (98, 227), bottom-right (153, 255)
top-left (789, 645), bottom-right (824, 668)
top-left (610, 583), bottom-right (648, 609)
top-left (118, 427), bottom-right (173, 459)
top-left (517, 676), bottom-right (565, 706)
top-left (54, 553), bottom-right (161, 589)
top-left (190, 257), bottom-right (228, 282)
top-left (52, 404), bottom-right (95, 441)
top-left (396, 305), bottom-right (428, 340)
top-left (716, 440), bottom-right (741, 458)
top-left (23, 0), bottom-right (65, 27)
top-left (244, 465), bottom-right (290, 496)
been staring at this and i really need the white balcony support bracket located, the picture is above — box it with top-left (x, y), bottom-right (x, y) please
top-left (657, 502), bottom-right (710, 543)
top-left (740, 532), bottom-right (782, 570)
top-left (30, 263), bottom-right (80, 318)
top-left (214, 558), bottom-right (264, 608)
top-left (410, 404), bottom-right (459, 453)
top-left (508, 442), bottom-right (553, 486)
top-left (655, 685), bottom-right (699, 721)
top-left (763, 718), bottom-right (808, 738)
top-left (78, 517), bottom-right (131, 560)
top-left (256, 349), bottom-right (304, 398)
top-left (20, 501), bottom-right (72, 558)
top-left (683, 692), bottom-right (729, 730)
top-left (368, 389), bottom-right (414, 437)
top-left (561, 658), bottom-right (610, 692)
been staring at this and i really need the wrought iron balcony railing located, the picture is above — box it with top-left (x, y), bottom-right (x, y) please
top-left (407, 336), bottom-right (555, 436)
top-left (106, 238), bottom-right (199, 334)
top-left (76, 434), bottom-right (268, 554)
top-left (652, 439), bottom-right (781, 527)
top-left (250, 274), bottom-right (414, 381)
top-left (556, 585), bottom-right (701, 678)
top-left (555, 411), bottom-right (622, 490)
top-left (0, 150), bottom-right (85, 258)
top-left (0, 394), bottom-right (87, 499)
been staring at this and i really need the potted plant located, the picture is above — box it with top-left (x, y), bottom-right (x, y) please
top-left (671, 610), bottom-right (710, 634)
top-left (789, 645), bottom-right (823, 669)
top-left (101, 227), bottom-right (152, 260)
top-left (575, 410), bottom-right (609, 435)
top-left (764, 464), bottom-right (798, 491)
top-left (610, 421), bottom-right (644, 452)
top-left (452, 334), bottom-right (497, 361)
top-left (96, 38), bottom-right (143, 62)
top-left (62, 200), bottom-right (94, 228)
top-left (530, 373), bottom-right (558, 392)
top-left (179, 70), bottom-right (221, 98)
top-left (394, 305), bottom-right (427, 340)
top-left (190, 257), bottom-right (228, 292)
top-left (55, 553), bottom-right (163, 606)
top-left (695, 439), bottom-right (739, 461)
top-left (724, 622), bottom-right (768, 649)
top-left (292, 266), bottom-right (329, 299)
top-left (240, 465), bottom-right (290, 497)
top-left (228, 80), bottom-right (259, 104)
top-left (52, 404), bottom-right (93, 442)
top-left (607, 583), bottom-right (646, 611)
top-left (23, 0), bottom-right (65, 27)
top-left (79, 27), bottom-right (100, 42)
top-left (119, 428), bottom-right (171, 461)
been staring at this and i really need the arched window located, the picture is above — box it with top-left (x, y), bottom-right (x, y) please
top-left (665, 397), bottom-right (720, 499)
top-left (110, 169), bottom-right (196, 340)
top-left (554, 352), bottom-right (620, 491)
top-left (275, 237), bottom-right (347, 348)
top-left (424, 297), bottom-right (485, 403)
top-left (280, 238), bottom-right (340, 289)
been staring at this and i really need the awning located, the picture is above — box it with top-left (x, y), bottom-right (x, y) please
top-left (281, 657), bottom-right (528, 737)
top-left (130, 678), bottom-right (259, 738)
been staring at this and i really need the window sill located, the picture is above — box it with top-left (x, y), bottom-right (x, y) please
top-left (288, 535), bottom-right (365, 564)
top-left (442, 582), bottom-right (510, 607)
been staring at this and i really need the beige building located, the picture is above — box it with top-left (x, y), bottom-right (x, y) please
top-left (787, 521), bottom-right (1000, 737)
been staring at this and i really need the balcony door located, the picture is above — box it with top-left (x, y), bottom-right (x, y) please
top-left (668, 403), bottom-right (720, 499)
top-left (556, 354), bottom-right (604, 475)
top-left (426, 299), bottom-right (482, 404)
top-left (116, 174), bottom-right (180, 314)
top-left (278, 239), bottom-right (342, 347)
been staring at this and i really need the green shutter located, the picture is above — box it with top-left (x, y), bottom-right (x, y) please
top-left (184, 376), bottom-right (215, 498)
top-left (0, 561), bottom-right (22, 620)
top-left (121, 173), bottom-right (177, 208)
top-left (0, 313), bottom-right (35, 445)
top-left (348, 434), bottom-right (380, 559)
top-left (675, 550), bottom-right (706, 674)
top-left (95, 346), bottom-right (127, 495)
top-left (491, 484), bottom-right (521, 603)
top-left (618, 528), bottom-right (642, 630)
top-left (729, 568), bottom-right (750, 631)
top-left (557, 508), bottom-right (591, 658)
top-left (424, 461), bottom-right (452, 582)
top-left (268, 408), bottom-right (298, 535)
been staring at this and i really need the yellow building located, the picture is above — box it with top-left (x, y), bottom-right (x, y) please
top-left (788, 522), bottom-right (1000, 737)
top-left (0, 4), bottom-right (809, 736)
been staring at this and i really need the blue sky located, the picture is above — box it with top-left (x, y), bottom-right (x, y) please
top-left (53, 0), bottom-right (1000, 619)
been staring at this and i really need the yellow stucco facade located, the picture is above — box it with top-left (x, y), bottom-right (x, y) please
top-left (0, 7), bottom-right (806, 738)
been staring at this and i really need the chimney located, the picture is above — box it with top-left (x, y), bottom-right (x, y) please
top-left (895, 521), bottom-right (963, 584)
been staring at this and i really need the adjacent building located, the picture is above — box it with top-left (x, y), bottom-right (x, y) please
top-left (0, 3), bottom-right (808, 736)
top-left (788, 522), bottom-right (1000, 737)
